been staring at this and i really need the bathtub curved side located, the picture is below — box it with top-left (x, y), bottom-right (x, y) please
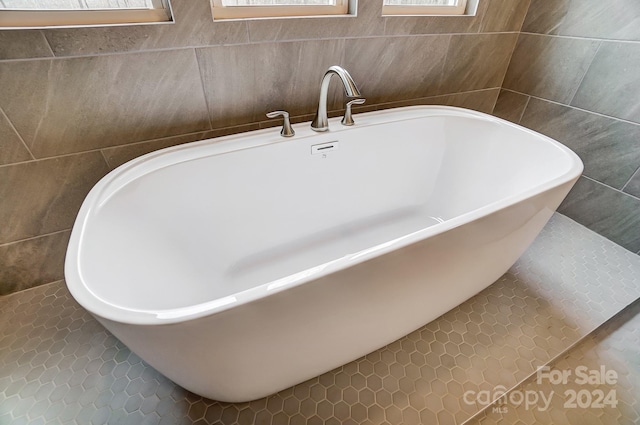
top-left (92, 178), bottom-right (576, 402)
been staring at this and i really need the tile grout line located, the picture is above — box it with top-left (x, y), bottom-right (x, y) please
top-left (515, 0), bottom-right (533, 34)
top-left (582, 175), bottom-right (640, 202)
top-left (0, 146), bottom-right (116, 169)
top-left (345, 86), bottom-right (502, 114)
top-left (0, 124), bottom-right (253, 170)
top-left (475, 0), bottom-right (488, 34)
top-left (39, 29), bottom-right (55, 58)
top-left (492, 31), bottom-right (521, 113)
top-left (515, 94), bottom-right (531, 124)
top-left (437, 34), bottom-right (454, 93)
top-left (0, 228), bottom-right (71, 249)
top-left (0, 280), bottom-right (65, 302)
top-left (0, 31), bottom-right (521, 64)
top-left (98, 149), bottom-right (111, 170)
top-left (519, 31), bottom-right (640, 45)
top-left (382, 8), bottom-right (388, 35)
top-left (620, 165), bottom-right (640, 193)
top-left (566, 40), bottom-right (602, 106)
top-left (244, 20), bottom-right (252, 44)
top-left (0, 106), bottom-right (36, 161)
top-left (499, 87), bottom-right (640, 128)
top-left (192, 47), bottom-right (215, 132)
top-left (0, 88), bottom-right (499, 171)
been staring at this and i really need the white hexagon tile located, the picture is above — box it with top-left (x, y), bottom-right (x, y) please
top-left (1, 213), bottom-right (640, 424)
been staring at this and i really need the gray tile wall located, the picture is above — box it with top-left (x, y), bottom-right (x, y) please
top-left (0, 0), bottom-right (529, 296)
top-left (494, 0), bottom-right (640, 254)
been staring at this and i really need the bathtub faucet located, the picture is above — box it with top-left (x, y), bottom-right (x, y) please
top-left (311, 66), bottom-right (364, 132)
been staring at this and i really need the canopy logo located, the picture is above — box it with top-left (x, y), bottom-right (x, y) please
top-left (462, 365), bottom-right (619, 412)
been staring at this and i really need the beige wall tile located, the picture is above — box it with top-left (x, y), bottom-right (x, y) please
top-left (101, 124), bottom-right (259, 169)
top-left (558, 0), bottom-right (640, 41)
top-left (0, 31), bottom-right (53, 60)
top-left (0, 108), bottom-right (32, 166)
top-left (502, 33), bottom-right (600, 104)
top-left (520, 98), bottom-right (640, 189)
top-left (343, 35), bottom-right (450, 104)
top-left (520, 0), bottom-right (569, 35)
top-left (43, 0), bottom-right (249, 57)
top-left (425, 89), bottom-right (500, 114)
top-left (559, 177), bottom-right (640, 253)
top-left (196, 39), bottom-right (345, 128)
top-left (624, 170), bottom-right (640, 200)
top-left (0, 49), bottom-right (211, 158)
top-left (479, 0), bottom-right (531, 33)
top-left (0, 231), bottom-right (70, 295)
top-left (0, 152), bottom-right (109, 244)
top-left (491, 89), bottom-right (529, 123)
top-left (350, 89), bottom-right (500, 115)
top-left (571, 41), bottom-right (640, 125)
top-left (438, 33), bottom-right (518, 95)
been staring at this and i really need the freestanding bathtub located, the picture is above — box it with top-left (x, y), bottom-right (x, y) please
top-left (65, 106), bottom-right (583, 402)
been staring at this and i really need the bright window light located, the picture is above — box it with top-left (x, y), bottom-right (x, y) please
top-left (211, 0), bottom-right (349, 20)
top-left (0, 0), bottom-right (173, 28)
top-left (382, 0), bottom-right (467, 15)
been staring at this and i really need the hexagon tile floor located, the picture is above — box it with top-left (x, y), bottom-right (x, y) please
top-left (465, 299), bottom-right (640, 425)
top-left (1, 213), bottom-right (640, 425)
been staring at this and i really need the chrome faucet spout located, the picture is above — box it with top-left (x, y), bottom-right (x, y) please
top-left (311, 66), bottom-right (363, 132)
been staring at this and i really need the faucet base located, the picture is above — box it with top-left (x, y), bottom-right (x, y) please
top-left (311, 115), bottom-right (329, 132)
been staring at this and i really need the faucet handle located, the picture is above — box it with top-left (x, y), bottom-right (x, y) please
top-left (341, 98), bottom-right (366, 126)
top-left (266, 110), bottom-right (295, 137)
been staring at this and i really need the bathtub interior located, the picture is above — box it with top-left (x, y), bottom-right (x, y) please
top-left (75, 113), bottom-right (575, 314)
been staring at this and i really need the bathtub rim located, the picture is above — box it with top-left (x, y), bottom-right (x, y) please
top-left (64, 105), bottom-right (584, 325)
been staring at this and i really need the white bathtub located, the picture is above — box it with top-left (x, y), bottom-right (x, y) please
top-left (65, 106), bottom-right (583, 402)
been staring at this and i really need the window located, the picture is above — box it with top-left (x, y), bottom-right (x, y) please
top-left (211, 0), bottom-right (349, 20)
top-left (0, 0), bottom-right (173, 29)
top-left (382, 0), bottom-right (468, 16)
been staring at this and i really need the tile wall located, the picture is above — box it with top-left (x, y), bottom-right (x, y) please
top-left (0, 0), bottom-right (530, 296)
top-left (494, 0), bottom-right (640, 254)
